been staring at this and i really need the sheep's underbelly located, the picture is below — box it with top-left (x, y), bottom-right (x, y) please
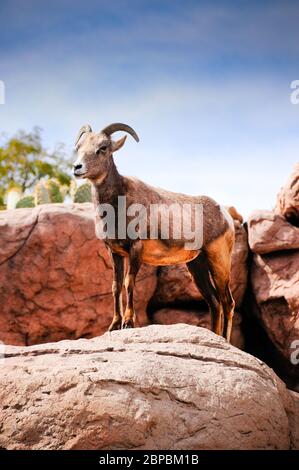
top-left (141, 240), bottom-right (199, 266)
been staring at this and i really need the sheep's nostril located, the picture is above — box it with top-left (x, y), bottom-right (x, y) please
top-left (74, 163), bottom-right (83, 171)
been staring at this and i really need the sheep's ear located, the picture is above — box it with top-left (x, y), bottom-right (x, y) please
top-left (112, 135), bottom-right (127, 152)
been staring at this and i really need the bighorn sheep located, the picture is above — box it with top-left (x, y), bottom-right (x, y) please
top-left (73, 123), bottom-right (236, 341)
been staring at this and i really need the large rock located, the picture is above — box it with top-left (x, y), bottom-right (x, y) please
top-left (248, 210), bottom-right (299, 254)
top-left (0, 204), bottom-right (157, 345)
top-left (251, 250), bottom-right (299, 363)
top-left (276, 163), bottom-right (299, 225)
top-left (0, 324), bottom-right (298, 450)
top-left (247, 209), bottom-right (299, 372)
top-left (153, 222), bottom-right (248, 309)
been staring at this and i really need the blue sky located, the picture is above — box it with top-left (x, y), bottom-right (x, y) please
top-left (0, 0), bottom-right (299, 217)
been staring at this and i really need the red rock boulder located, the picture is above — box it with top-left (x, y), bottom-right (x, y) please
top-left (248, 210), bottom-right (299, 369)
top-left (276, 163), bottom-right (299, 225)
top-left (0, 204), bottom-right (157, 345)
top-left (248, 210), bottom-right (299, 254)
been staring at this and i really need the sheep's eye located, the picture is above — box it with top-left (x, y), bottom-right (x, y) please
top-left (96, 146), bottom-right (107, 155)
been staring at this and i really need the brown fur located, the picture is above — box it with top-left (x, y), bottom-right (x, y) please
top-left (205, 230), bottom-right (235, 341)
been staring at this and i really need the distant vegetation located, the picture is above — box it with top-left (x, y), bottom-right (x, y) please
top-left (0, 127), bottom-right (92, 209)
top-left (73, 183), bottom-right (92, 203)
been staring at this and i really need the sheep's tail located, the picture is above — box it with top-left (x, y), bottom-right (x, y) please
top-left (226, 206), bottom-right (243, 224)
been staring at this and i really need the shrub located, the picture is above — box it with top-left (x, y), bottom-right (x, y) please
top-left (73, 182), bottom-right (92, 203)
top-left (16, 195), bottom-right (35, 208)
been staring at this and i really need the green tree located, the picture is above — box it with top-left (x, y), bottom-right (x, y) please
top-left (0, 127), bottom-right (72, 202)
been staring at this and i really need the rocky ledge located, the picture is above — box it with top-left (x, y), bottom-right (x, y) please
top-left (0, 324), bottom-right (298, 450)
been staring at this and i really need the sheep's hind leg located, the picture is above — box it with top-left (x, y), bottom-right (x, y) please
top-left (187, 251), bottom-right (223, 336)
top-left (122, 241), bottom-right (142, 329)
top-left (205, 233), bottom-right (235, 342)
top-left (108, 251), bottom-right (124, 331)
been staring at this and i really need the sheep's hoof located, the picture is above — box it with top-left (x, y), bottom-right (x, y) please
top-left (122, 319), bottom-right (135, 329)
top-left (108, 319), bottom-right (122, 331)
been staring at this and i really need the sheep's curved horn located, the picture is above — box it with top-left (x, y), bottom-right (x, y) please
top-left (75, 124), bottom-right (92, 147)
top-left (101, 123), bottom-right (139, 142)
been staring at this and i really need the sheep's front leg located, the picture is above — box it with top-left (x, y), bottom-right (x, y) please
top-left (108, 250), bottom-right (124, 331)
top-left (122, 241), bottom-right (142, 329)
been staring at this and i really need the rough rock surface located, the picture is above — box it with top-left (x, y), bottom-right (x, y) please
top-left (248, 210), bottom-right (299, 254)
top-left (251, 250), bottom-right (299, 363)
top-left (0, 324), bottom-right (298, 450)
top-left (153, 222), bottom-right (248, 309)
top-left (247, 207), bottom-right (299, 370)
top-left (0, 204), bottom-right (157, 345)
top-left (276, 163), bottom-right (299, 225)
